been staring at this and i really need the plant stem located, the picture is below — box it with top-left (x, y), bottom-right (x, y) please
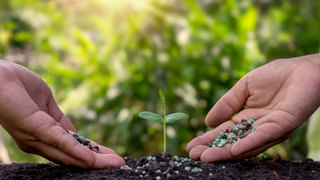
top-left (163, 117), bottom-right (166, 152)
top-left (162, 97), bottom-right (167, 152)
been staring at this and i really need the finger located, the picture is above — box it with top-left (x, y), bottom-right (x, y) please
top-left (77, 139), bottom-right (125, 167)
top-left (200, 144), bottom-right (233, 162)
top-left (199, 136), bottom-right (288, 163)
top-left (94, 153), bottom-right (125, 168)
top-left (231, 135), bottom-right (290, 160)
top-left (88, 140), bottom-right (117, 154)
top-left (206, 77), bottom-right (249, 127)
top-left (27, 140), bottom-right (125, 168)
top-left (186, 121), bottom-right (235, 152)
top-left (189, 145), bottom-right (210, 160)
top-left (30, 111), bottom-right (125, 168)
top-left (26, 140), bottom-right (92, 167)
top-left (26, 111), bottom-right (99, 167)
top-left (48, 96), bottom-right (76, 132)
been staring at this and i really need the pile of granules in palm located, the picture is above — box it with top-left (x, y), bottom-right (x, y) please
top-left (65, 129), bottom-right (100, 153)
top-left (209, 119), bottom-right (257, 148)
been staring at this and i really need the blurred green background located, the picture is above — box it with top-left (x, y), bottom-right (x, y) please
top-left (0, 0), bottom-right (319, 163)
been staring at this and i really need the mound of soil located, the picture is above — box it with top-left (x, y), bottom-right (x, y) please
top-left (1, 153), bottom-right (319, 179)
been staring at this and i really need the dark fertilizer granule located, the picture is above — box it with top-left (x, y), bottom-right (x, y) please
top-left (65, 129), bottom-right (99, 153)
top-left (1, 152), bottom-right (319, 180)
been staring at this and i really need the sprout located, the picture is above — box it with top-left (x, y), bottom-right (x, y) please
top-left (138, 89), bottom-right (189, 152)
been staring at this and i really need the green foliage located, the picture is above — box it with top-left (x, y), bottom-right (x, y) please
top-left (0, 0), bottom-right (319, 162)
top-left (159, 89), bottom-right (165, 103)
top-left (166, 113), bottom-right (190, 123)
top-left (138, 112), bottom-right (163, 123)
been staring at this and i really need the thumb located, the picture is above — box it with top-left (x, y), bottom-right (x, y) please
top-left (47, 95), bottom-right (76, 132)
top-left (206, 77), bottom-right (249, 127)
top-left (27, 111), bottom-right (125, 168)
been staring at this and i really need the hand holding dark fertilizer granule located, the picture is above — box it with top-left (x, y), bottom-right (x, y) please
top-left (0, 60), bottom-right (125, 168)
top-left (187, 53), bottom-right (320, 162)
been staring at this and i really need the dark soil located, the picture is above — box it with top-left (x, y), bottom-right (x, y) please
top-left (1, 153), bottom-right (319, 180)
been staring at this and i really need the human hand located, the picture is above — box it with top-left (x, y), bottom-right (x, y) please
top-left (187, 54), bottom-right (320, 162)
top-left (0, 60), bottom-right (125, 168)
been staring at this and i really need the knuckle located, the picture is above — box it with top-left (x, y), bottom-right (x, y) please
top-left (82, 154), bottom-right (96, 168)
top-left (0, 64), bottom-right (16, 87)
top-left (61, 158), bottom-right (73, 166)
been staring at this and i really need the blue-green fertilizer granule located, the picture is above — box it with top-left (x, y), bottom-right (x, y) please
top-left (119, 153), bottom-right (206, 179)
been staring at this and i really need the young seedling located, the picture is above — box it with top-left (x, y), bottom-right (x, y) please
top-left (139, 89), bottom-right (189, 152)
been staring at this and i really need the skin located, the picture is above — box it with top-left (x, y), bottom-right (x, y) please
top-left (187, 53), bottom-right (320, 162)
top-left (0, 60), bottom-right (125, 168)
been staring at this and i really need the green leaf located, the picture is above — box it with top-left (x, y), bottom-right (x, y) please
top-left (138, 111), bottom-right (163, 123)
top-left (159, 89), bottom-right (165, 102)
top-left (165, 113), bottom-right (189, 123)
